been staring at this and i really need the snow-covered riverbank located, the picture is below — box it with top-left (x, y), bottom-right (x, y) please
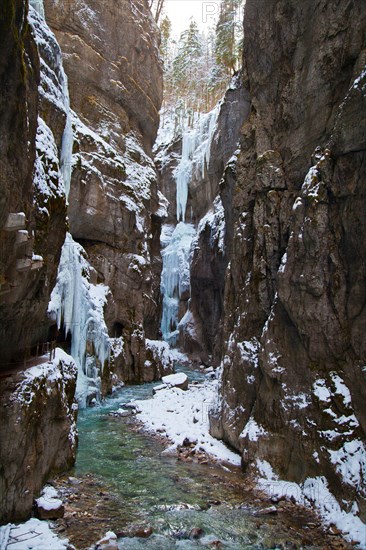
top-left (132, 357), bottom-right (365, 548)
top-left (134, 368), bottom-right (241, 466)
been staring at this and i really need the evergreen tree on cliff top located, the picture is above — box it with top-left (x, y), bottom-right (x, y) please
top-left (215, 0), bottom-right (243, 74)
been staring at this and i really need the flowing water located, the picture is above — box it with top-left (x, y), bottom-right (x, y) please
top-left (60, 363), bottom-right (343, 549)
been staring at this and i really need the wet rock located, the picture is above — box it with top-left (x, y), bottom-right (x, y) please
top-left (35, 502), bottom-right (65, 520)
top-left (34, 486), bottom-right (65, 520)
top-left (110, 409), bottom-right (136, 418)
top-left (208, 541), bottom-right (223, 548)
top-left (254, 506), bottom-right (278, 516)
top-left (189, 527), bottom-right (204, 539)
top-left (131, 526), bottom-right (153, 538)
top-left (208, 500), bottom-right (221, 506)
top-left (120, 402), bottom-right (138, 410)
top-left (182, 437), bottom-right (196, 447)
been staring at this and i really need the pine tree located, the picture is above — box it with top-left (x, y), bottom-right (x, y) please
top-left (172, 19), bottom-right (203, 94)
top-left (215, 0), bottom-right (243, 75)
top-left (160, 15), bottom-right (171, 61)
top-left (160, 14), bottom-right (240, 135)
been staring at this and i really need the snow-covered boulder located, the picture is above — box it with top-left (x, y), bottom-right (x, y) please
top-left (144, 339), bottom-right (174, 382)
top-left (162, 372), bottom-right (188, 391)
top-left (35, 486), bottom-right (64, 520)
top-left (0, 349), bottom-right (77, 522)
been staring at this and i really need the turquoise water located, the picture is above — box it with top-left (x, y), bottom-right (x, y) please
top-left (73, 366), bottom-right (320, 548)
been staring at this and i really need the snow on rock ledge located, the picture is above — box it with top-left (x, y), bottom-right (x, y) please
top-left (144, 339), bottom-right (174, 382)
top-left (0, 349), bottom-right (78, 522)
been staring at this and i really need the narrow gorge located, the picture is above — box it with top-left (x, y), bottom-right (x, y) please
top-left (0, 0), bottom-right (365, 548)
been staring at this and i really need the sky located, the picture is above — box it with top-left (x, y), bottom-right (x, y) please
top-left (164, 0), bottom-right (220, 37)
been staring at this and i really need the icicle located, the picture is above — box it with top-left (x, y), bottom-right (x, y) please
top-left (174, 103), bottom-right (220, 221)
top-left (60, 72), bottom-right (73, 199)
top-left (161, 103), bottom-right (221, 345)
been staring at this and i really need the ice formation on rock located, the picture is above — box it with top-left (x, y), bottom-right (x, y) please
top-left (174, 105), bottom-right (220, 222)
top-left (48, 234), bottom-right (110, 407)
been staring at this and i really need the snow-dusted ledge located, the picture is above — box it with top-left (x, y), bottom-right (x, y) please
top-left (256, 460), bottom-right (366, 548)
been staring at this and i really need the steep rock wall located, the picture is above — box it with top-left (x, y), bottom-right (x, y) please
top-left (188, 79), bottom-right (250, 359)
top-left (0, 1), bottom-right (77, 523)
top-left (210, 0), bottom-right (366, 522)
top-left (44, 0), bottom-right (164, 383)
top-left (0, 0), bottom-right (67, 367)
top-left (0, 349), bottom-right (77, 522)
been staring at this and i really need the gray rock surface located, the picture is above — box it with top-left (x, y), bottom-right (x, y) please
top-left (210, 0), bottom-right (366, 521)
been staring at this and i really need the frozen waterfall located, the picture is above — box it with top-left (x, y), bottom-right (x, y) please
top-left (160, 104), bottom-right (221, 345)
top-left (29, 0), bottom-right (74, 198)
top-left (48, 233), bottom-right (110, 407)
top-left (174, 104), bottom-right (220, 222)
top-left (60, 83), bottom-right (73, 199)
top-left (160, 223), bottom-right (196, 345)
top-left (29, 0), bottom-right (45, 18)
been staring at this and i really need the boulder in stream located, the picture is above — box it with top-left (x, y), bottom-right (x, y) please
top-left (34, 486), bottom-right (64, 520)
top-left (162, 373), bottom-right (188, 390)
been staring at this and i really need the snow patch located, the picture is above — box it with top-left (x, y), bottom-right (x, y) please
top-left (257, 462), bottom-right (366, 547)
top-left (328, 440), bottom-right (366, 492)
top-left (240, 418), bottom-right (267, 441)
top-left (35, 486), bottom-right (62, 511)
top-left (0, 518), bottom-right (69, 550)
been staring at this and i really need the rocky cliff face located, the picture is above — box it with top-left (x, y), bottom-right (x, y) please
top-left (188, 79), bottom-right (250, 360)
top-left (210, 0), bottom-right (366, 523)
top-left (0, 1), bottom-right (77, 522)
top-left (0, 0), bottom-right (165, 523)
top-left (44, 0), bottom-right (165, 384)
top-left (0, 0), bottom-right (67, 367)
top-left (0, 349), bottom-right (77, 522)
